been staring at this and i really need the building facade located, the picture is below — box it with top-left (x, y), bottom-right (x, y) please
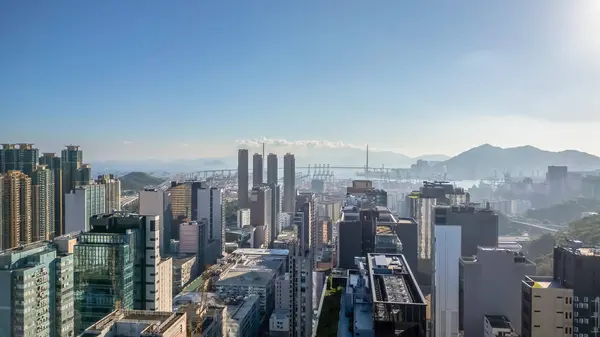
top-left (283, 153), bottom-right (295, 213)
top-left (1, 170), bottom-right (32, 249)
top-left (238, 149), bottom-right (249, 209)
top-left (0, 241), bottom-right (75, 337)
top-left (64, 183), bottom-right (106, 233)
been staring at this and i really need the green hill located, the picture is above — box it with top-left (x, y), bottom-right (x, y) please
top-left (120, 172), bottom-right (163, 191)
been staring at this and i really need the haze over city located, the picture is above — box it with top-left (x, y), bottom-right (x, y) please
top-left (2, 1), bottom-right (600, 161)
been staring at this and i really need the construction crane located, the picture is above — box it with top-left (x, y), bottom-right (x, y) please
top-left (188, 267), bottom-right (218, 336)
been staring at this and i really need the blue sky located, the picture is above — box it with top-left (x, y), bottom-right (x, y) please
top-left (1, 1), bottom-right (599, 160)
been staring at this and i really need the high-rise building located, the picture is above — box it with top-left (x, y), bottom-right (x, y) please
top-left (168, 181), bottom-right (192, 229)
top-left (195, 183), bottom-right (224, 259)
top-left (553, 243), bottom-right (600, 335)
top-left (64, 183), bottom-right (106, 233)
top-left (139, 188), bottom-right (173, 256)
top-left (39, 153), bottom-right (63, 237)
top-left (237, 208), bottom-right (251, 228)
top-left (447, 203), bottom-right (499, 256)
top-left (251, 185), bottom-right (272, 248)
top-left (0, 241), bottom-right (75, 337)
top-left (269, 184), bottom-right (281, 244)
top-left (291, 211), bottom-right (313, 337)
top-left (521, 276), bottom-right (573, 337)
top-left (95, 174), bottom-right (121, 212)
top-left (61, 145), bottom-right (83, 194)
top-left (1, 170), bottom-right (32, 249)
top-left (460, 247), bottom-right (536, 337)
top-left (238, 149), bottom-right (249, 208)
top-left (267, 153), bottom-right (278, 185)
top-left (433, 206), bottom-right (461, 337)
top-left (0, 143), bottom-right (39, 175)
top-left (75, 213), bottom-right (172, 332)
top-left (253, 153), bottom-right (264, 186)
top-left (283, 153), bottom-right (295, 213)
top-left (31, 165), bottom-right (55, 241)
top-left (179, 220), bottom-right (207, 275)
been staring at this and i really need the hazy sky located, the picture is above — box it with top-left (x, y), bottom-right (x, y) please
top-left (1, 1), bottom-right (600, 161)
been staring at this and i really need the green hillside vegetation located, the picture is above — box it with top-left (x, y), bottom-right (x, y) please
top-left (120, 172), bottom-right (163, 191)
top-left (526, 198), bottom-right (600, 224)
top-left (527, 214), bottom-right (600, 276)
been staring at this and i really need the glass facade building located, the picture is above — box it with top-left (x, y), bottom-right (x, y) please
top-left (74, 231), bottom-right (137, 332)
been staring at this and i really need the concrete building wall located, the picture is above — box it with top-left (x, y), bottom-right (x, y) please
top-left (461, 247), bottom-right (537, 337)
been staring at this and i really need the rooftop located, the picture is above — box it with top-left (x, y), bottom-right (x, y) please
top-left (367, 253), bottom-right (426, 305)
top-left (484, 315), bottom-right (513, 330)
top-left (396, 217), bottom-right (417, 225)
top-left (523, 275), bottom-right (566, 289)
top-left (82, 310), bottom-right (185, 336)
top-left (217, 269), bottom-right (275, 287)
top-left (376, 225), bottom-right (394, 235)
top-left (232, 248), bottom-right (289, 256)
top-left (225, 295), bottom-right (259, 321)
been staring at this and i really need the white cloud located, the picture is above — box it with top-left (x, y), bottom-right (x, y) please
top-left (236, 137), bottom-right (369, 150)
top-left (123, 141), bottom-right (133, 145)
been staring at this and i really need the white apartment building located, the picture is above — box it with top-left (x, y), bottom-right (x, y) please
top-left (223, 295), bottom-right (260, 337)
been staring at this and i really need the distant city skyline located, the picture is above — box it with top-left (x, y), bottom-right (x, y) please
top-left (2, 1), bottom-right (600, 160)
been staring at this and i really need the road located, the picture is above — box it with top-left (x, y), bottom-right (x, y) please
top-left (509, 218), bottom-right (560, 233)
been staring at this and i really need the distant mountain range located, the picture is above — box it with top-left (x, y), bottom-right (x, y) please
top-left (91, 144), bottom-right (600, 179)
top-left (437, 144), bottom-right (600, 179)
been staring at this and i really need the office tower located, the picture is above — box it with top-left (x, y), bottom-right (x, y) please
top-left (553, 243), bottom-right (600, 335)
top-left (0, 143), bottom-right (39, 175)
top-left (253, 153), bottom-right (264, 186)
top-left (39, 153), bottom-right (63, 237)
top-left (283, 153), bottom-right (295, 213)
top-left (82, 310), bottom-right (188, 336)
top-left (0, 241), bottom-right (75, 337)
top-left (179, 220), bottom-right (207, 275)
top-left (1, 170), bottom-right (32, 249)
top-left (405, 192), bottom-right (437, 261)
top-left (95, 174), bottom-right (121, 212)
top-left (296, 193), bottom-right (316, 254)
top-left (237, 208), bottom-right (251, 228)
top-left (64, 183), bottom-right (106, 233)
top-left (195, 183), bottom-right (224, 256)
top-left (448, 203), bottom-right (499, 256)
top-left (267, 153), bottom-right (278, 185)
top-left (139, 188), bottom-right (173, 256)
top-left (31, 165), bottom-right (56, 241)
top-left (61, 145), bottom-right (83, 194)
top-left (0, 176), bottom-right (2, 249)
top-left (521, 276), bottom-right (573, 337)
top-left (460, 247), bottom-right (536, 337)
top-left (251, 185), bottom-right (272, 247)
top-left (269, 184), bottom-right (281, 243)
top-left (238, 149), bottom-right (249, 208)
top-left (433, 206), bottom-right (461, 337)
top-left (75, 213), bottom-right (172, 332)
top-left (337, 219), bottom-right (361, 269)
top-left (168, 181), bottom-right (192, 229)
top-left (367, 253), bottom-right (427, 336)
